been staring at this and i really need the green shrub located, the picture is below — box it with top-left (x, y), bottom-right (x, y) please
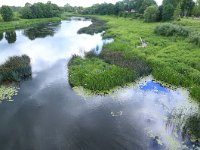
top-left (189, 32), bottom-right (200, 47)
top-left (0, 55), bottom-right (32, 82)
top-left (154, 23), bottom-right (190, 37)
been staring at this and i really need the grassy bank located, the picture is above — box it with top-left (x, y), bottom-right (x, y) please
top-left (95, 16), bottom-right (200, 101)
top-left (0, 17), bottom-right (61, 32)
top-left (68, 55), bottom-right (137, 93)
top-left (76, 15), bottom-right (200, 101)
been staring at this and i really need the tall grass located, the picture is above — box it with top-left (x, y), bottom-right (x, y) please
top-left (0, 55), bottom-right (32, 83)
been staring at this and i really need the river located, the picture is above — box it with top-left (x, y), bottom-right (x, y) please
top-left (0, 18), bottom-right (199, 150)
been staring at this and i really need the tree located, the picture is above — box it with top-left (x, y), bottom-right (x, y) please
top-left (144, 5), bottom-right (159, 22)
top-left (192, 0), bottom-right (200, 17)
top-left (139, 0), bottom-right (157, 13)
top-left (180, 0), bottom-right (195, 17)
top-left (0, 5), bottom-right (13, 21)
top-left (173, 3), bottom-right (182, 20)
top-left (162, 0), bottom-right (175, 21)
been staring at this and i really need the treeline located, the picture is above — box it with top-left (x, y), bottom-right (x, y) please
top-left (63, 0), bottom-right (200, 22)
top-left (20, 2), bottom-right (61, 19)
top-left (0, 2), bottom-right (62, 21)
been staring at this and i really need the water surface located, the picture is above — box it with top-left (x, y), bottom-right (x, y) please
top-left (0, 18), bottom-right (199, 150)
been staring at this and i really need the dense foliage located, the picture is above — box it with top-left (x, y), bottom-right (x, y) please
top-left (154, 23), bottom-right (190, 37)
top-left (20, 2), bottom-right (62, 19)
top-left (68, 56), bottom-right (137, 93)
top-left (144, 5), bottom-right (159, 22)
top-left (0, 55), bottom-right (32, 83)
top-left (0, 5), bottom-right (13, 21)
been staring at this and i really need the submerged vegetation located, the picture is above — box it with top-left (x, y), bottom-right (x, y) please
top-left (0, 55), bottom-right (32, 83)
top-left (68, 55), bottom-right (137, 93)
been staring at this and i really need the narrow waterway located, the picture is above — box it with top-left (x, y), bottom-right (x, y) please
top-left (0, 18), bottom-right (199, 150)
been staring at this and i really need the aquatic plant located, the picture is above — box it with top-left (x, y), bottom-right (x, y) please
top-left (0, 55), bottom-right (32, 83)
top-left (0, 86), bottom-right (18, 102)
top-left (68, 56), bottom-right (137, 93)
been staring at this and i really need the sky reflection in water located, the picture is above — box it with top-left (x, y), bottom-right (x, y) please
top-left (0, 18), bottom-right (199, 150)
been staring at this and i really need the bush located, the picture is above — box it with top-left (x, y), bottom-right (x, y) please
top-left (0, 5), bottom-right (13, 21)
top-left (144, 5), bottom-right (159, 22)
top-left (0, 55), bottom-right (32, 82)
top-left (189, 32), bottom-right (200, 47)
top-left (154, 23), bottom-right (190, 37)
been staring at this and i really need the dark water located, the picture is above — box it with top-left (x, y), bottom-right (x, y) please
top-left (0, 18), bottom-right (199, 150)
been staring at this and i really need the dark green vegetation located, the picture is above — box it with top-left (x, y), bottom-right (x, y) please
top-left (0, 55), bottom-right (32, 83)
top-left (20, 2), bottom-right (61, 19)
top-left (154, 23), bottom-right (190, 37)
top-left (155, 23), bottom-right (200, 47)
top-left (77, 18), bottom-right (107, 35)
top-left (71, 0), bottom-right (198, 22)
top-left (0, 5), bottom-right (13, 21)
top-left (68, 55), bottom-right (137, 93)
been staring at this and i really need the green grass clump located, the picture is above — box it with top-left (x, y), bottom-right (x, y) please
top-left (0, 55), bottom-right (32, 83)
top-left (68, 55), bottom-right (137, 93)
top-left (78, 17), bottom-right (107, 35)
top-left (154, 23), bottom-right (190, 37)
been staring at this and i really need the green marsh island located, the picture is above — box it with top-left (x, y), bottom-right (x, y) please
top-left (0, 0), bottom-right (200, 149)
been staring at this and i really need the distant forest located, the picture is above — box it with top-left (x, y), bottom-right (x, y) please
top-left (0, 0), bottom-right (200, 22)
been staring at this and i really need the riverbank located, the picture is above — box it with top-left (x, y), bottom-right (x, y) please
top-left (70, 16), bottom-right (200, 102)
top-left (0, 17), bottom-right (61, 32)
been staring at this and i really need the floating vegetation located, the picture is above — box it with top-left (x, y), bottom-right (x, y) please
top-left (0, 86), bottom-right (18, 102)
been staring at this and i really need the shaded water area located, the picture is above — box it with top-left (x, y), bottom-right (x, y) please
top-left (0, 18), bottom-right (199, 150)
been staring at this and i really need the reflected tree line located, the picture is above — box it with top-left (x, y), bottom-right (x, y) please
top-left (0, 31), bottom-right (17, 44)
top-left (0, 22), bottom-right (61, 44)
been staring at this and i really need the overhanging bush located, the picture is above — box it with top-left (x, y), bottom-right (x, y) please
top-left (0, 55), bottom-right (32, 83)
